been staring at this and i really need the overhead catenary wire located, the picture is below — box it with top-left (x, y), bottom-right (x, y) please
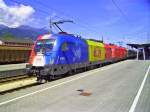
top-left (111, 0), bottom-right (150, 43)
top-left (11, 0), bottom-right (101, 36)
top-left (34, 0), bottom-right (101, 34)
top-left (125, 24), bottom-right (150, 36)
top-left (111, 0), bottom-right (132, 26)
top-left (35, 0), bottom-right (143, 41)
top-left (10, 0), bottom-right (149, 43)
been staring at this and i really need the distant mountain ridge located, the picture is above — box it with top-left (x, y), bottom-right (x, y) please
top-left (0, 25), bottom-right (49, 40)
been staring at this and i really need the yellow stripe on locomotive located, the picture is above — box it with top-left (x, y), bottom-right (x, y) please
top-left (86, 40), bottom-right (105, 62)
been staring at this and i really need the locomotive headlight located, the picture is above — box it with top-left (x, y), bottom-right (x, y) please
top-left (53, 41), bottom-right (57, 47)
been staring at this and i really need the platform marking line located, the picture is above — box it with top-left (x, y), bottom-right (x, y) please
top-left (0, 61), bottom-right (127, 106)
top-left (129, 64), bottom-right (150, 112)
top-left (0, 64), bottom-right (116, 106)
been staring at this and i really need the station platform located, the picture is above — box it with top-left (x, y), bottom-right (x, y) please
top-left (0, 63), bottom-right (26, 72)
top-left (0, 60), bottom-right (149, 112)
top-left (0, 63), bottom-right (27, 79)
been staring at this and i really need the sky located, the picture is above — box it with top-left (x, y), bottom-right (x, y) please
top-left (0, 0), bottom-right (150, 46)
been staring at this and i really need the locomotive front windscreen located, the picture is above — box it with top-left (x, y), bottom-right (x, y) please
top-left (35, 39), bottom-right (55, 53)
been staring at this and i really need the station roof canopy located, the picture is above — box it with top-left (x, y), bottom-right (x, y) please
top-left (127, 43), bottom-right (150, 49)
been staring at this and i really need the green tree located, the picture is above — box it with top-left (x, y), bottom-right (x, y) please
top-left (2, 33), bottom-right (16, 40)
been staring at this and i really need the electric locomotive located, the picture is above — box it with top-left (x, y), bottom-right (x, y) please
top-left (26, 20), bottom-right (129, 83)
top-left (26, 33), bottom-right (89, 83)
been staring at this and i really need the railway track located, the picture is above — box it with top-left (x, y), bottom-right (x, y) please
top-left (0, 75), bottom-right (31, 83)
top-left (0, 63), bottom-right (37, 93)
top-left (0, 75), bottom-right (37, 93)
top-left (0, 63), bottom-right (27, 79)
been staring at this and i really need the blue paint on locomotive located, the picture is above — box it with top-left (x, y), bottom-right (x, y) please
top-left (40, 34), bottom-right (88, 66)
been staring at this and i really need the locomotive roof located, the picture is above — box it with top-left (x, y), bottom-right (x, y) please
top-left (37, 33), bottom-right (84, 40)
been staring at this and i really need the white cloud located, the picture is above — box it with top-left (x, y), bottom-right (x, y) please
top-left (0, 0), bottom-right (35, 28)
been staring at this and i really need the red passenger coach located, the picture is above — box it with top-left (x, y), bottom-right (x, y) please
top-left (121, 47), bottom-right (127, 59)
top-left (116, 46), bottom-right (125, 60)
top-left (112, 45), bottom-right (127, 61)
top-left (109, 45), bottom-right (119, 61)
top-left (117, 46), bottom-right (122, 59)
top-left (104, 44), bottom-right (112, 62)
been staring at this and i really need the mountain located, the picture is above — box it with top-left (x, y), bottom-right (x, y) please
top-left (0, 25), bottom-right (49, 40)
top-left (0, 25), bottom-right (6, 29)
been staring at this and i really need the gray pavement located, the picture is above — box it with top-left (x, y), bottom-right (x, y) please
top-left (0, 60), bottom-right (149, 112)
top-left (0, 63), bottom-right (27, 79)
top-left (135, 65), bottom-right (150, 112)
top-left (0, 63), bottom-right (26, 71)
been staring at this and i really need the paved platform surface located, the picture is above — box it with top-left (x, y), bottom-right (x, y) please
top-left (0, 63), bottom-right (26, 72)
top-left (0, 63), bottom-right (27, 79)
top-left (0, 60), bottom-right (149, 112)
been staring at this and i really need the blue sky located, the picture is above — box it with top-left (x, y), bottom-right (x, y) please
top-left (2, 0), bottom-right (150, 45)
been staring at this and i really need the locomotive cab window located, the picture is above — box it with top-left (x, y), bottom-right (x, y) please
top-left (35, 39), bottom-right (55, 53)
